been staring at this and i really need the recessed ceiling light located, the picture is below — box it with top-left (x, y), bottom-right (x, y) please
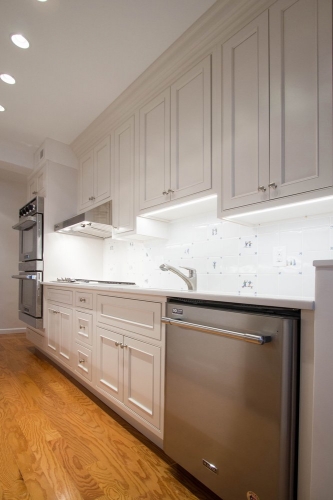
top-left (0, 74), bottom-right (16, 84)
top-left (37, 0), bottom-right (48, 2)
top-left (11, 34), bottom-right (30, 49)
top-left (0, 105), bottom-right (5, 112)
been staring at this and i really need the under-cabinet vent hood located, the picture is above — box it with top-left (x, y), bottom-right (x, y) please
top-left (54, 202), bottom-right (113, 239)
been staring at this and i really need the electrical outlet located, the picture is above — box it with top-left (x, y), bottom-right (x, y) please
top-left (273, 246), bottom-right (287, 267)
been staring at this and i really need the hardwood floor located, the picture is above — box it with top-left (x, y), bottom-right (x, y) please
top-left (0, 333), bottom-right (220, 500)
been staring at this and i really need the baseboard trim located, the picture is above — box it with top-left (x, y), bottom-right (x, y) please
top-left (0, 328), bottom-right (26, 334)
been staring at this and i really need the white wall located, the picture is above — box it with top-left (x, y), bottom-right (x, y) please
top-left (0, 175), bottom-right (27, 332)
top-left (103, 210), bottom-right (333, 298)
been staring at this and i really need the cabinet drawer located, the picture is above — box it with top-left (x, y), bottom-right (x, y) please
top-left (74, 310), bottom-right (93, 346)
top-left (97, 295), bottom-right (161, 340)
top-left (75, 291), bottom-right (94, 310)
top-left (74, 343), bottom-right (92, 382)
top-left (26, 328), bottom-right (44, 348)
top-left (47, 288), bottom-right (73, 305)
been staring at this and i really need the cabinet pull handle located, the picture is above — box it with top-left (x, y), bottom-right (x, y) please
top-left (258, 186), bottom-right (266, 192)
top-left (162, 191), bottom-right (168, 195)
top-left (32, 191), bottom-right (38, 195)
top-left (268, 182), bottom-right (277, 189)
top-left (115, 341), bottom-right (121, 346)
top-left (88, 196), bottom-right (96, 201)
top-left (79, 359), bottom-right (85, 364)
top-left (79, 325), bottom-right (85, 329)
top-left (167, 189), bottom-right (174, 194)
top-left (120, 344), bottom-right (128, 349)
top-left (79, 298), bottom-right (86, 302)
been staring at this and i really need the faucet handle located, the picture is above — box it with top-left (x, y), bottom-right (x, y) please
top-left (179, 266), bottom-right (197, 277)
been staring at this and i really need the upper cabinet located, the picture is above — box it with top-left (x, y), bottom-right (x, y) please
top-left (222, 0), bottom-right (332, 212)
top-left (113, 116), bottom-right (135, 234)
top-left (78, 136), bottom-right (111, 211)
top-left (28, 165), bottom-right (46, 200)
top-left (139, 55), bottom-right (212, 211)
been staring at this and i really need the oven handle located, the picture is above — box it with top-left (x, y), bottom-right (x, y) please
top-left (12, 274), bottom-right (38, 280)
top-left (162, 317), bottom-right (271, 345)
top-left (12, 216), bottom-right (37, 231)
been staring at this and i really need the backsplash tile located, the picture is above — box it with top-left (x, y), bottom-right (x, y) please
top-left (103, 211), bottom-right (333, 298)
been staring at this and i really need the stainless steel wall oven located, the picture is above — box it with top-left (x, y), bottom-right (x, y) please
top-left (12, 197), bottom-right (44, 329)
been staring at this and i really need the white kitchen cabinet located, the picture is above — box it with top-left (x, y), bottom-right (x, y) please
top-left (222, 0), bottom-right (332, 212)
top-left (170, 55), bottom-right (212, 201)
top-left (27, 166), bottom-right (46, 200)
top-left (74, 342), bottom-right (93, 382)
top-left (45, 301), bottom-right (73, 367)
top-left (96, 325), bottom-right (161, 429)
top-left (269, 0), bottom-right (332, 199)
top-left (78, 136), bottom-right (111, 211)
top-left (113, 116), bottom-right (135, 234)
top-left (139, 57), bottom-right (212, 212)
top-left (222, 11), bottom-right (269, 210)
top-left (139, 89), bottom-right (171, 210)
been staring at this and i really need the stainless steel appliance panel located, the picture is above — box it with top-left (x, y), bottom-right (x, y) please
top-left (12, 270), bottom-right (43, 320)
top-left (164, 301), bottom-right (298, 500)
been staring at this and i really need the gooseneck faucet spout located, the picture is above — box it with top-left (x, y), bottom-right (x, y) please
top-left (160, 264), bottom-right (197, 291)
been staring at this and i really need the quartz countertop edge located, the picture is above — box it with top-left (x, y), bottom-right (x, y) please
top-left (42, 282), bottom-right (314, 310)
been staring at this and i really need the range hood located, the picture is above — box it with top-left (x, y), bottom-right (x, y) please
top-left (54, 202), bottom-right (113, 239)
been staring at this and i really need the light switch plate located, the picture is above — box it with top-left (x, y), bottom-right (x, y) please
top-left (273, 246), bottom-right (287, 266)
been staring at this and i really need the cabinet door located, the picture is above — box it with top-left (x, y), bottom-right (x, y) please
top-left (74, 310), bottom-right (93, 346)
top-left (222, 11), bottom-right (269, 209)
top-left (170, 55), bottom-right (211, 200)
top-left (93, 136), bottom-right (111, 205)
top-left (269, 0), bottom-right (332, 198)
top-left (36, 167), bottom-right (46, 196)
top-left (123, 336), bottom-right (161, 429)
top-left (139, 89), bottom-right (171, 209)
top-left (79, 150), bottom-right (94, 210)
top-left (114, 117), bottom-right (135, 233)
top-left (27, 176), bottom-right (38, 200)
top-left (58, 306), bottom-right (73, 366)
top-left (46, 302), bottom-right (59, 354)
top-left (96, 326), bottom-right (124, 402)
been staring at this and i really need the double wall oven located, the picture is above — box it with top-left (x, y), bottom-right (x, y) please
top-left (12, 197), bottom-right (44, 329)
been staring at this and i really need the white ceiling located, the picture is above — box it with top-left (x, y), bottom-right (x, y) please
top-left (0, 0), bottom-right (216, 167)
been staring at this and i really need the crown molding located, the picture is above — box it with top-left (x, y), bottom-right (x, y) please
top-left (71, 0), bottom-right (275, 157)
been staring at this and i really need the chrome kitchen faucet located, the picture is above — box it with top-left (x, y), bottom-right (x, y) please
top-left (160, 264), bottom-right (197, 291)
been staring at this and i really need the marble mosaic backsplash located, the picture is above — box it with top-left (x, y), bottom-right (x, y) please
top-left (103, 211), bottom-right (333, 298)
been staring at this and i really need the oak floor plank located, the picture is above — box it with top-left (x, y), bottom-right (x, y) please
top-left (17, 411), bottom-right (84, 500)
top-left (49, 437), bottom-right (105, 500)
top-left (0, 401), bottom-right (58, 500)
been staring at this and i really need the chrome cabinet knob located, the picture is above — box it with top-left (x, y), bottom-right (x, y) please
top-left (79, 298), bottom-right (86, 302)
top-left (88, 196), bottom-right (96, 200)
top-left (120, 344), bottom-right (128, 349)
top-left (79, 325), bottom-right (85, 329)
top-left (268, 182), bottom-right (277, 189)
top-left (258, 186), bottom-right (266, 192)
top-left (167, 189), bottom-right (174, 193)
top-left (79, 359), bottom-right (85, 364)
top-left (115, 341), bottom-right (121, 346)
top-left (32, 191), bottom-right (38, 195)
top-left (162, 191), bottom-right (168, 195)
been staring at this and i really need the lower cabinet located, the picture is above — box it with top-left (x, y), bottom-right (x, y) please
top-left (96, 325), bottom-right (161, 429)
top-left (36, 287), bottom-right (165, 443)
top-left (45, 301), bottom-right (73, 366)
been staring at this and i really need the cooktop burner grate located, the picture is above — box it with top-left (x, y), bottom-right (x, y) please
top-left (54, 278), bottom-right (136, 285)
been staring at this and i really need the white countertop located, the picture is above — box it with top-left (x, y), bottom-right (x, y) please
top-left (42, 281), bottom-right (314, 310)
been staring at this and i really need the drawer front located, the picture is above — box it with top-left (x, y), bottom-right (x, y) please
top-left (75, 291), bottom-right (94, 310)
top-left (26, 328), bottom-right (44, 348)
top-left (97, 295), bottom-right (161, 340)
top-left (74, 343), bottom-right (92, 382)
top-left (74, 310), bottom-right (93, 346)
top-left (47, 287), bottom-right (73, 305)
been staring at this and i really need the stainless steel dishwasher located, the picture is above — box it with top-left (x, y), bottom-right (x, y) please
top-left (163, 298), bottom-right (299, 500)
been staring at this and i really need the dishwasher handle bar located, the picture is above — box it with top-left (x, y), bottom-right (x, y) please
top-left (162, 317), bottom-right (272, 345)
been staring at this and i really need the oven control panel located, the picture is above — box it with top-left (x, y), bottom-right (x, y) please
top-left (19, 196), bottom-right (44, 218)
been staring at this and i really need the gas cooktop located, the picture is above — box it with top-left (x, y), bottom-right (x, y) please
top-left (53, 278), bottom-right (136, 286)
